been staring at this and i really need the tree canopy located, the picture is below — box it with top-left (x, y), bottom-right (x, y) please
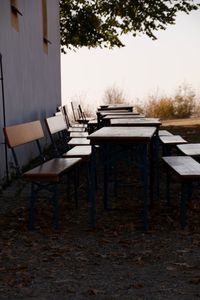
top-left (60, 0), bottom-right (200, 52)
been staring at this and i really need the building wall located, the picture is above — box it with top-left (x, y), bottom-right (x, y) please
top-left (0, 0), bottom-right (61, 183)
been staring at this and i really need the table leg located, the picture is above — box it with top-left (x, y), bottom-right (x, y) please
top-left (88, 144), bottom-right (97, 228)
top-left (140, 144), bottom-right (149, 231)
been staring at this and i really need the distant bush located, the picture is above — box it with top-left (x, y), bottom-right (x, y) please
top-left (145, 97), bottom-right (174, 119)
top-left (134, 84), bottom-right (197, 120)
top-left (103, 85), bottom-right (127, 104)
top-left (173, 84), bottom-right (196, 118)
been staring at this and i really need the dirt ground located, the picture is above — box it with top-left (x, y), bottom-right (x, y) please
top-left (0, 121), bottom-right (200, 300)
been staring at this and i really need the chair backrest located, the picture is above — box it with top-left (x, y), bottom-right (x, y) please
top-left (45, 115), bottom-right (67, 135)
top-left (45, 115), bottom-right (69, 156)
top-left (4, 120), bottom-right (44, 148)
top-left (71, 101), bottom-right (80, 122)
top-left (3, 120), bottom-right (45, 176)
top-left (62, 105), bottom-right (71, 128)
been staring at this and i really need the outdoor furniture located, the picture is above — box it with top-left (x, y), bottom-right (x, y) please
top-left (110, 118), bottom-right (161, 128)
top-left (158, 130), bottom-right (173, 136)
top-left (97, 104), bottom-right (133, 111)
top-left (87, 126), bottom-right (158, 230)
top-left (3, 120), bottom-right (82, 229)
top-left (177, 143), bottom-right (200, 161)
top-left (159, 135), bottom-right (187, 155)
top-left (96, 110), bottom-right (139, 127)
top-left (62, 105), bottom-right (87, 131)
top-left (45, 115), bottom-right (90, 156)
top-left (102, 114), bottom-right (145, 126)
top-left (162, 156), bottom-right (200, 228)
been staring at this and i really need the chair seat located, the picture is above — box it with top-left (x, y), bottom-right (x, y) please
top-left (70, 132), bottom-right (88, 138)
top-left (68, 127), bottom-right (86, 132)
top-left (68, 138), bottom-right (90, 146)
top-left (63, 145), bottom-right (92, 158)
top-left (23, 158), bottom-right (82, 182)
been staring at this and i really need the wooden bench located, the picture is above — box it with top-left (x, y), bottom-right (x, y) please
top-left (3, 120), bottom-right (82, 229)
top-left (159, 135), bottom-right (187, 155)
top-left (177, 143), bottom-right (200, 160)
top-left (162, 156), bottom-right (200, 228)
top-left (158, 130), bottom-right (173, 136)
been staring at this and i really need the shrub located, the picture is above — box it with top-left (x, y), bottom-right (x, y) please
top-left (145, 96), bottom-right (174, 119)
top-left (173, 84), bottom-right (196, 118)
top-left (103, 85), bottom-right (127, 104)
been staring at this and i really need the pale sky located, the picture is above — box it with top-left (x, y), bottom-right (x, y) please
top-left (61, 8), bottom-right (200, 112)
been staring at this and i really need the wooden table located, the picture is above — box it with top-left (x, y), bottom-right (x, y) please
top-left (102, 114), bottom-right (145, 126)
top-left (87, 126), bottom-right (157, 230)
top-left (97, 104), bottom-right (133, 111)
top-left (110, 118), bottom-right (161, 128)
top-left (97, 111), bottom-right (140, 127)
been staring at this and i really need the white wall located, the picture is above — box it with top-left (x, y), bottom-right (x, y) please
top-left (0, 0), bottom-right (61, 184)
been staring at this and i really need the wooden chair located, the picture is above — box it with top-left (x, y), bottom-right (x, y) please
top-left (3, 120), bottom-right (82, 229)
top-left (62, 105), bottom-right (87, 130)
top-left (163, 156), bottom-right (200, 228)
top-left (45, 115), bottom-right (91, 157)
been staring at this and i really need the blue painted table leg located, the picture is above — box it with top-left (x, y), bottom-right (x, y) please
top-left (140, 144), bottom-right (149, 231)
top-left (103, 144), bottom-right (109, 210)
top-left (180, 182), bottom-right (189, 228)
top-left (88, 144), bottom-right (96, 228)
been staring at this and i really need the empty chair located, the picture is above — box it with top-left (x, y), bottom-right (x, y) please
top-left (62, 105), bottom-right (87, 130)
top-left (3, 120), bottom-right (82, 229)
top-left (45, 115), bottom-right (90, 157)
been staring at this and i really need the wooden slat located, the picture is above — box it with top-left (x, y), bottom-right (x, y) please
top-left (45, 115), bottom-right (66, 134)
top-left (163, 156), bottom-right (200, 179)
top-left (4, 121), bottom-right (44, 147)
top-left (70, 132), bottom-right (88, 137)
top-left (158, 130), bottom-right (173, 136)
top-left (63, 146), bottom-right (92, 158)
top-left (177, 143), bottom-right (200, 156)
top-left (160, 135), bottom-right (187, 145)
top-left (68, 138), bottom-right (90, 146)
top-left (24, 158), bottom-right (81, 182)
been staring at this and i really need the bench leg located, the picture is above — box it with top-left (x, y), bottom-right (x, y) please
top-left (180, 182), bottom-right (188, 228)
top-left (51, 184), bottom-right (60, 229)
top-left (28, 183), bottom-right (37, 230)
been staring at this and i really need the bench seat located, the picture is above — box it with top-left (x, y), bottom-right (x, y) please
top-left (68, 138), bottom-right (90, 146)
top-left (24, 158), bottom-right (81, 182)
top-left (177, 143), bottom-right (200, 157)
top-left (63, 146), bottom-right (92, 159)
top-left (163, 156), bottom-right (200, 180)
top-left (162, 155), bottom-right (200, 228)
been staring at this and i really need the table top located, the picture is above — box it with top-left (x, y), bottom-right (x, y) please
top-left (103, 114), bottom-right (144, 119)
top-left (88, 126), bottom-right (157, 144)
top-left (97, 104), bottom-right (133, 111)
top-left (110, 118), bottom-right (161, 127)
top-left (97, 110), bottom-right (137, 115)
